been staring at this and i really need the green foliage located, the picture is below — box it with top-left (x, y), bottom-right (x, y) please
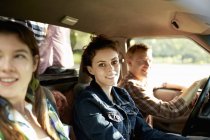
top-left (71, 33), bottom-right (210, 65)
top-left (71, 30), bottom-right (92, 64)
top-left (133, 38), bottom-right (210, 64)
top-left (70, 30), bottom-right (92, 50)
top-left (73, 53), bottom-right (81, 64)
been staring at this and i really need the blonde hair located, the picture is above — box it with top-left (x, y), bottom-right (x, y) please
top-left (126, 43), bottom-right (151, 59)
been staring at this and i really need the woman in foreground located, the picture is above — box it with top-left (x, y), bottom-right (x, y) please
top-left (0, 21), bottom-right (69, 140)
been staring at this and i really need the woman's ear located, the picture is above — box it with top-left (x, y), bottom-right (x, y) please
top-left (87, 66), bottom-right (94, 75)
top-left (33, 55), bottom-right (39, 72)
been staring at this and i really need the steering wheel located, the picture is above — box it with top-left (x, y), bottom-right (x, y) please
top-left (182, 76), bottom-right (210, 136)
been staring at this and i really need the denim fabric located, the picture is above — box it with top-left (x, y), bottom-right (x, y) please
top-left (73, 80), bottom-right (188, 140)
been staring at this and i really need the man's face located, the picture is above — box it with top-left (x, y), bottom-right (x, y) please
top-left (127, 49), bottom-right (152, 80)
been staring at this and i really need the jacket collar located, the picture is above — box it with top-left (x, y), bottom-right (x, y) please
top-left (88, 80), bottom-right (113, 105)
top-left (88, 80), bottom-right (129, 106)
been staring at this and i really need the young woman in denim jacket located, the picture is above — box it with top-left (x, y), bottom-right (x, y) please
top-left (73, 35), bottom-right (189, 140)
top-left (0, 21), bottom-right (69, 140)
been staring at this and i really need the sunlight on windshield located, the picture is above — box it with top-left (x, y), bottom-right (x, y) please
top-left (131, 37), bottom-right (210, 87)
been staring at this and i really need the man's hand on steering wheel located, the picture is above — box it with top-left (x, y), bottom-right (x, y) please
top-left (182, 76), bottom-right (210, 136)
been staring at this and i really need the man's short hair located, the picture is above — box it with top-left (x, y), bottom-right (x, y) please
top-left (126, 43), bottom-right (151, 59)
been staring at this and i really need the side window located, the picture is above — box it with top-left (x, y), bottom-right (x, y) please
top-left (130, 37), bottom-right (210, 87)
top-left (70, 30), bottom-right (92, 69)
top-left (0, 16), bottom-right (92, 74)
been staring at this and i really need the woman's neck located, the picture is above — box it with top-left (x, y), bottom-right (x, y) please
top-left (95, 79), bottom-right (114, 102)
top-left (12, 100), bottom-right (27, 115)
top-left (101, 86), bottom-right (113, 102)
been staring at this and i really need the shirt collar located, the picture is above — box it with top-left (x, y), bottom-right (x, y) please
top-left (127, 71), bottom-right (137, 79)
top-left (89, 79), bottom-right (129, 106)
top-left (126, 71), bottom-right (147, 88)
top-left (89, 80), bottom-right (115, 104)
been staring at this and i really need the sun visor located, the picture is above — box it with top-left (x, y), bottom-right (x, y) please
top-left (171, 12), bottom-right (210, 35)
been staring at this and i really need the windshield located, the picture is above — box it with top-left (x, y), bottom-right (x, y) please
top-left (130, 37), bottom-right (210, 87)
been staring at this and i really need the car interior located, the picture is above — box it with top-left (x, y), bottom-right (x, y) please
top-left (0, 0), bottom-right (210, 139)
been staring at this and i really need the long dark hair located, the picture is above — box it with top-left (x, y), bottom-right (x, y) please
top-left (0, 20), bottom-right (59, 140)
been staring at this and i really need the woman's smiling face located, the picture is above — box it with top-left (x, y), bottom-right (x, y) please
top-left (0, 33), bottom-right (38, 101)
top-left (87, 48), bottom-right (120, 88)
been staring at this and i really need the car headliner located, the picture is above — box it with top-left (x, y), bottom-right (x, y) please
top-left (0, 0), bottom-right (210, 39)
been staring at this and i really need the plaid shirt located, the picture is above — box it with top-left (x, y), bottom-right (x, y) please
top-left (0, 86), bottom-right (69, 140)
top-left (118, 72), bottom-right (189, 121)
top-left (0, 16), bottom-right (47, 46)
top-left (26, 86), bottom-right (69, 140)
top-left (5, 102), bottom-right (69, 140)
top-left (25, 20), bottom-right (47, 45)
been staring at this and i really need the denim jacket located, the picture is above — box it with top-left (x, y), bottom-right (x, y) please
top-left (73, 80), bottom-right (188, 140)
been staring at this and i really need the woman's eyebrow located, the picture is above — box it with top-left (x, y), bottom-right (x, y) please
top-left (96, 56), bottom-right (119, 63)
top-left (96, 60), bottom-right (106, 63)
top-left (15, 49), bottom-right (30, 54)
top-left (112, 56), bottom-right (119, 60)
top-left (0, 49), bottom-right (30, 54)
